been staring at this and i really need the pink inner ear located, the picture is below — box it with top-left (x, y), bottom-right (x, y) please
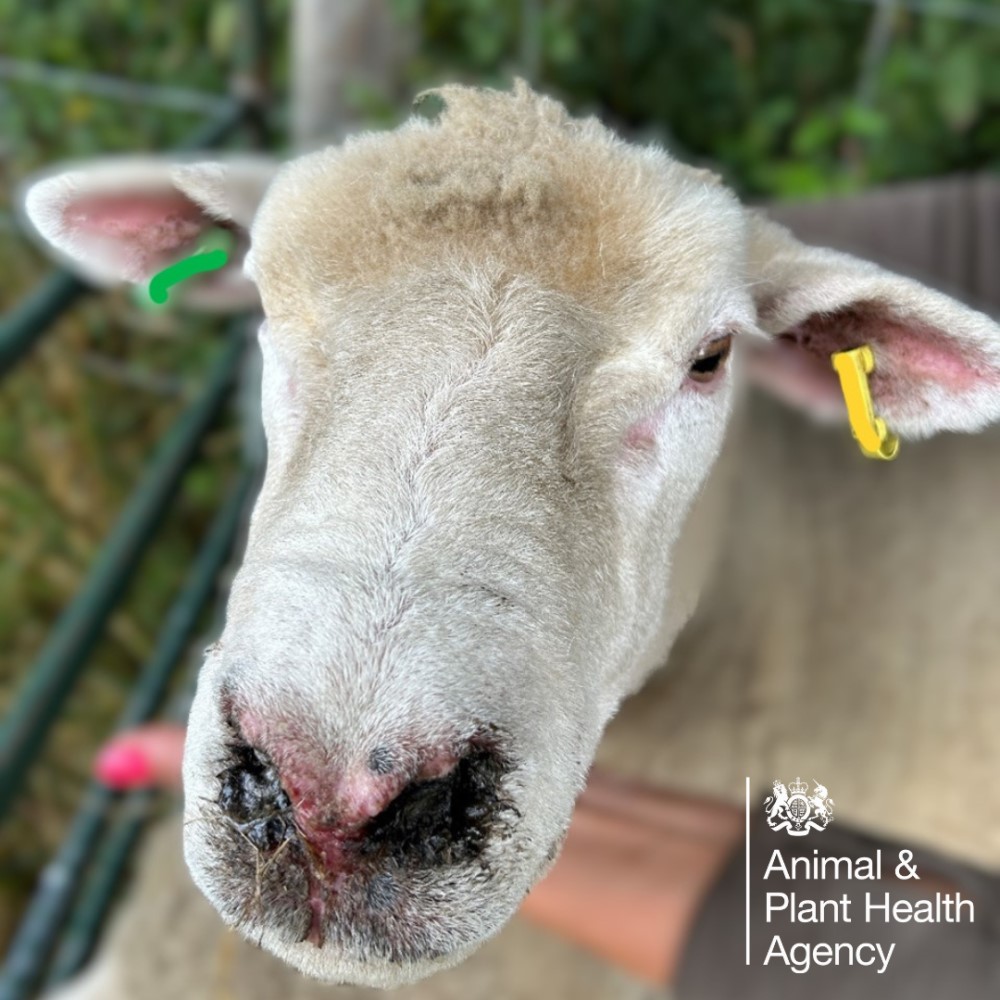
top-left (64, 192), bottom-right (205, 279)
top-left (788, 302), bottom-right (983, 390)
top-left (878, 317), bottom-right (983, 390)
top-left (758, 300), bottom-right (994, 417)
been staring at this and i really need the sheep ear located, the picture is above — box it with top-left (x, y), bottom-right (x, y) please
top-left (744, 210), bottom-right (1000, 438)
top-left (20, 155), bottom-right (277, 312)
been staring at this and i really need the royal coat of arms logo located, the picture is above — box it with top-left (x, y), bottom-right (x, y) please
top-left (765, 777), bottom-right (834, 835)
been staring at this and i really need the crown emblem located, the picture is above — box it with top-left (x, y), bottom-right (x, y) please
top-left (764, 776), bottom-right (835, 836)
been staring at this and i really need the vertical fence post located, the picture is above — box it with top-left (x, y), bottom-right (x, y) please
top-left (291, 0), bottom-right (411, 150)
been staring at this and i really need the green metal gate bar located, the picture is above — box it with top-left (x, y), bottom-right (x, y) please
top-left (44, 469), bottom-right (251, 986)
top-left (0, 325), bottom-right (246, 821)
top-left (47, 789), bottom-right (156, 988)
top-left (0, 6), bottom-right (269, 995)
top-left (0, 469), bottom-right (256, 1000)
top-left (51, 473), bottom-right (257, 989)
top-left (0, 271), bottom-right (89, 378)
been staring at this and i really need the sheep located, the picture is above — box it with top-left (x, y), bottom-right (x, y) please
top-left (25, 83), bottom-right (1000, 996)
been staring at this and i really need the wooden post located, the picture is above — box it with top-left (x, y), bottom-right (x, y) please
top-left (291, 0), bottom-right (411, 151)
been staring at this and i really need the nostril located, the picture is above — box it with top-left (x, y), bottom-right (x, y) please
top-left (216, 742), bottom-right (292, 842)
top-left (358, 744), bottom-right (515, 868)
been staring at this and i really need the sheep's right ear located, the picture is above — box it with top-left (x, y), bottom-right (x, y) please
top-left (19, 155), bottom-right (278, 312)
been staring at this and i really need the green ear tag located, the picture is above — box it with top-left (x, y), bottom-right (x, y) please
top-left (134, 227), bottom-right (235, 310)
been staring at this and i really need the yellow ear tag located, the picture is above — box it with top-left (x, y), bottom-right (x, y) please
top-left (831, 345), bottom-right (899, 461)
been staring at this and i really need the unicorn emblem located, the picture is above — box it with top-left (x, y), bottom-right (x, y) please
top-left (809, 781), bottom-right (835, 823)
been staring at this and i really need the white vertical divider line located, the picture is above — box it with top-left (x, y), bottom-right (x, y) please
top-left (746, 776), bottom-right (751, 966)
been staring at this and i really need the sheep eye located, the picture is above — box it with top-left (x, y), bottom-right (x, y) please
top-left (688, 334), bottom-right (733, 384)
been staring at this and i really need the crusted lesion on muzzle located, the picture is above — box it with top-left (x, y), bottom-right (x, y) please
top-left (358, 738), bottom-right (520, 869)
top-left (216, 742), bottom-right (296, 852)
top-left (204, 712), bottom-right (522, 962)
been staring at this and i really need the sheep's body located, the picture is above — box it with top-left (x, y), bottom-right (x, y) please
top-left (52, 387), bottom-right (1000, 1000)
top-left (611, 390), bottom-right (1000, 872)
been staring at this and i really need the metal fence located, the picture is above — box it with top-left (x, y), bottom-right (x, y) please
top-left (0, 3), bottom-right (270, 996)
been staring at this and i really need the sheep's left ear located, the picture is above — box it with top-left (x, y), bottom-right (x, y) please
top-left (744, 210), bottom-right (1000, 437)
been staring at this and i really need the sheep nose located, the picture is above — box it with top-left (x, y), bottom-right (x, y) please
top-left (215, 739), bottom-right (509, 872)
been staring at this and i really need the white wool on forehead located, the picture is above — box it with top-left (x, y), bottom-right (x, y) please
top-left (248, 79), bottom-right (744, 345)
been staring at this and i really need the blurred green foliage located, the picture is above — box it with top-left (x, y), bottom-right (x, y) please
top-left (0, 0), bottom-right (294, 167)
top-left (4, 0), bottom-right (999, 206)
top-left (1, 0), bottom-right (1000, 946)
top-left (411, 0), bottom-right (1000, 197)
